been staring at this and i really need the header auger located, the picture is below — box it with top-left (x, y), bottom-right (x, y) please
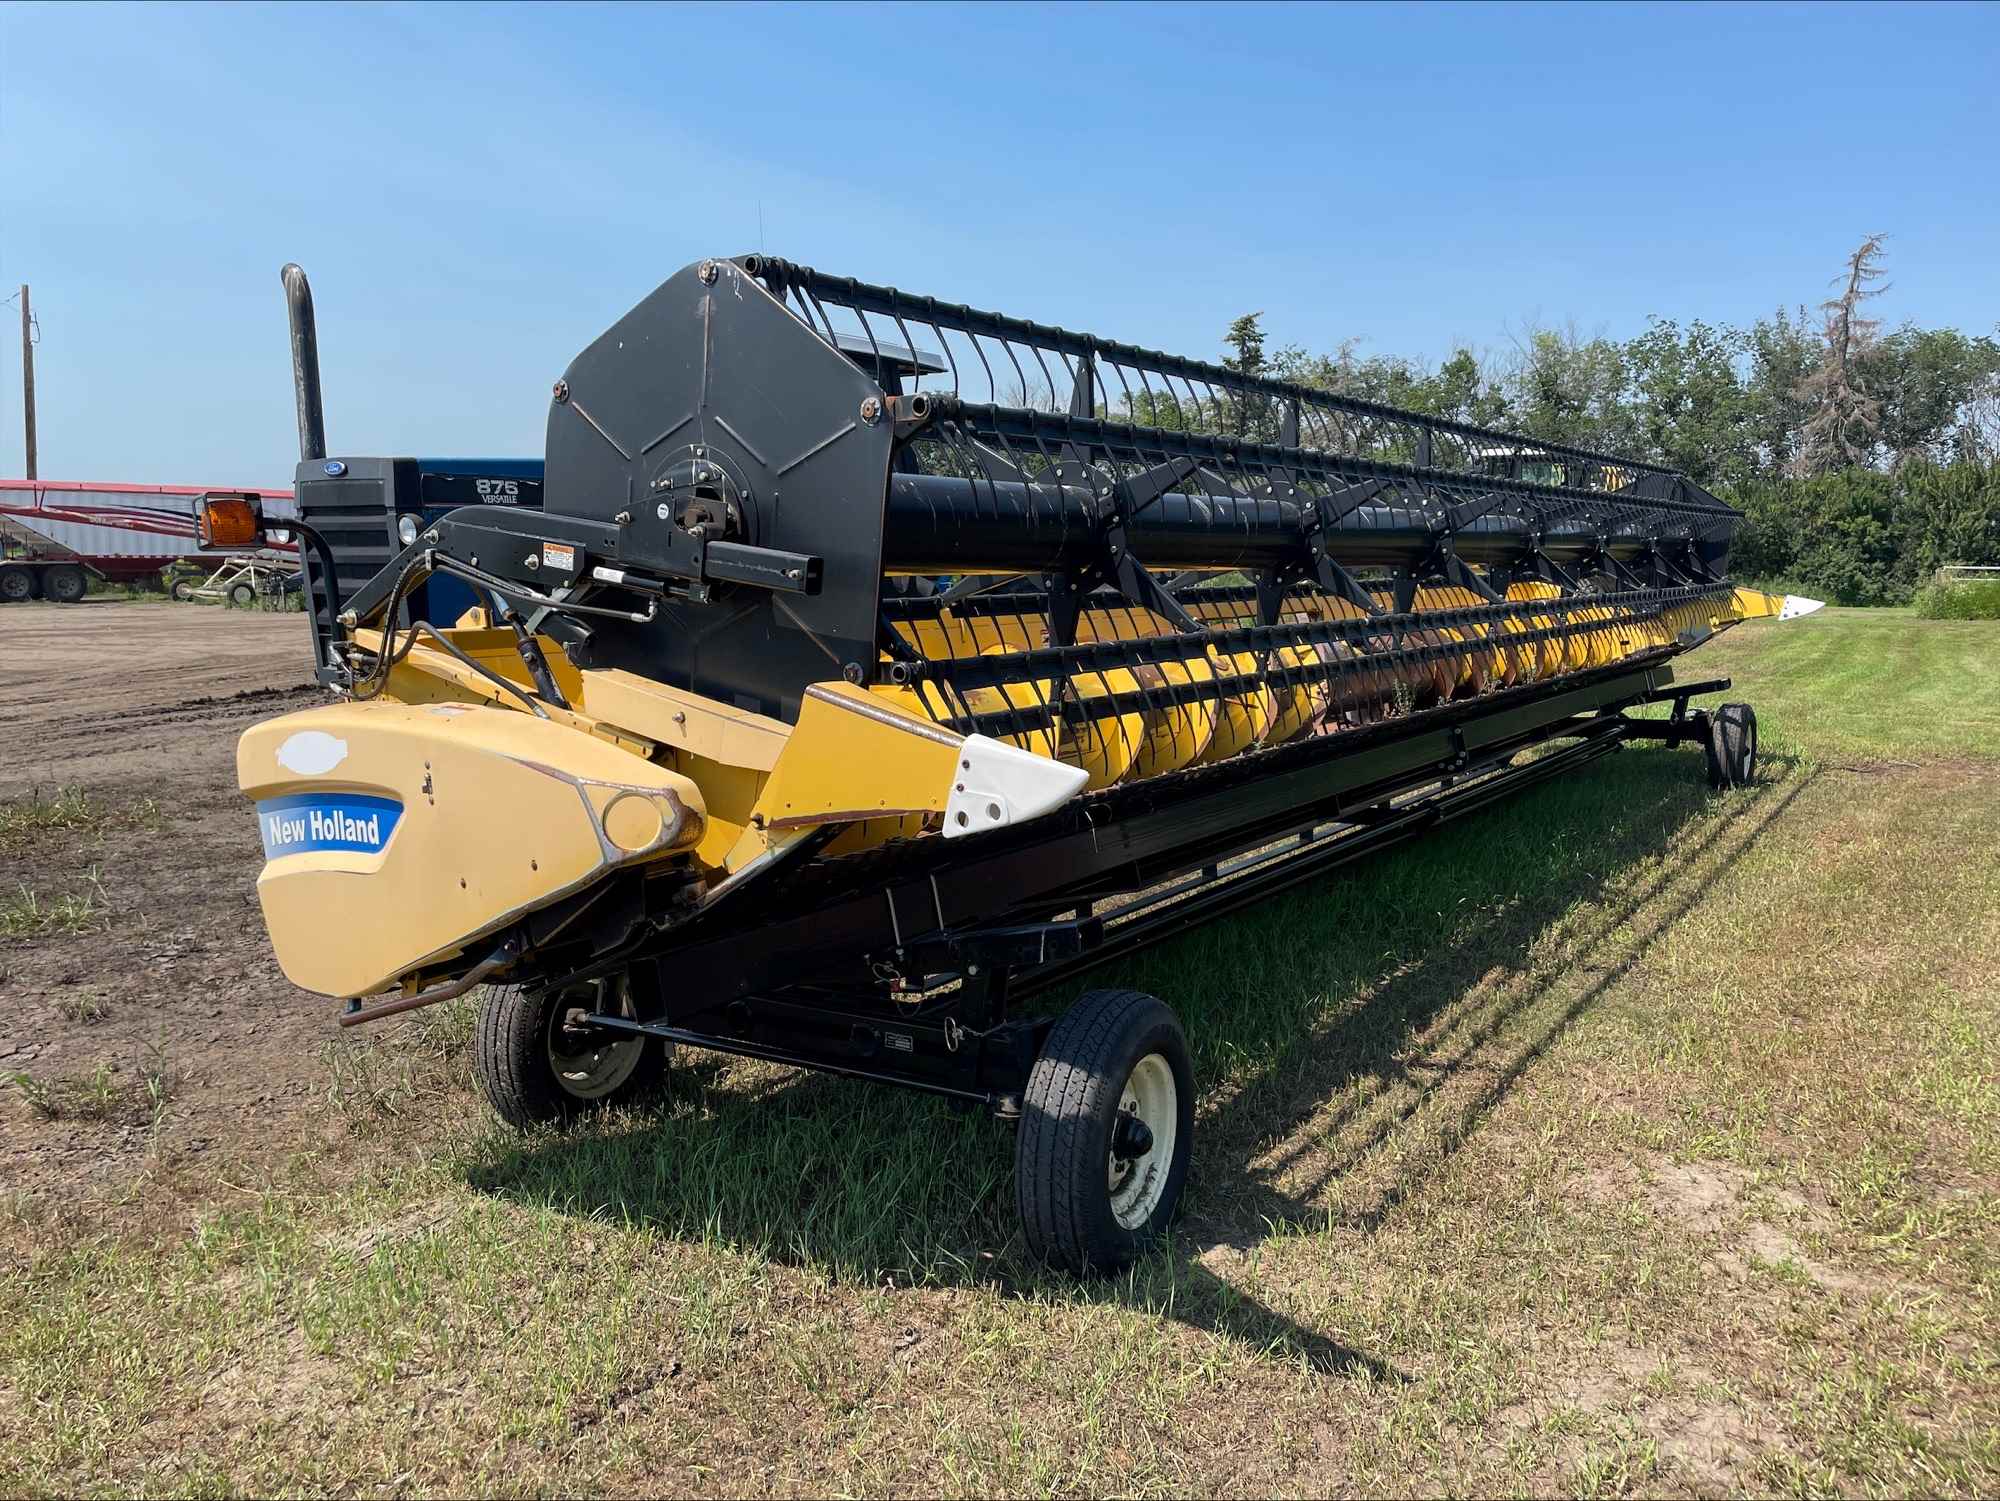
top-left (233, 255), bottom-right (1819, 1272)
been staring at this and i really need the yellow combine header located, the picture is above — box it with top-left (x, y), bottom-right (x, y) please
top-left (227, 257), bottom-right (1819, 1272)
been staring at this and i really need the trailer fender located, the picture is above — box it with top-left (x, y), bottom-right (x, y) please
top-left (238, 702), bottom-right (705, 998)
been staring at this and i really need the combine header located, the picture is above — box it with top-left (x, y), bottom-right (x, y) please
top-left (228, 257), bottom-right (1818, 1272)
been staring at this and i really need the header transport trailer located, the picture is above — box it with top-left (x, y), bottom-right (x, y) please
top-left (221, 258), bottom-right (1820, 1273)
top-left (0, 480), bottom-right (296, 602)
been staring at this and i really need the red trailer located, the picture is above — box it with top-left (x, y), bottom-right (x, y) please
top-left (0, 480), bottom-right (296, 602)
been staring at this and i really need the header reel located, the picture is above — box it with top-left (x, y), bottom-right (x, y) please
top-left (320, 254), bottom-right (1742, 763)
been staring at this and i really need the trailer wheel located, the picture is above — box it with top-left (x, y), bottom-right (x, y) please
top-left (170, 578), bottom-right (196, 601)
top-left (474, 977), bottom-right (669, 1129)
top-left (229, 581), bottom-right (258, 607)
top-left (42, 565), bottom-right (87, 603)
top-left (0, 566), bottom-right (35, 603)
top-left (1708, 702), bottom-right (1757, 788)
top-left (1016, 988), bottom-right (1194, 1275)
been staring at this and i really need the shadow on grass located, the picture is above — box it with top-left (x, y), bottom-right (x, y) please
top-left (1183, 754), bottom-right (1814, 1241)
top-left (465, 744), bottom-right (1814, 1381)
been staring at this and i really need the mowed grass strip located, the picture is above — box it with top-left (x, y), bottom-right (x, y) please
top-left (1667, 608), bottom-right (2000, 763)
top-left (2, 613), bottom-right (1996, 1496)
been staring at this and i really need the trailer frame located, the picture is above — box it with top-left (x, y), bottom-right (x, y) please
top-left (557, 660), bottom-right (1728, 1115)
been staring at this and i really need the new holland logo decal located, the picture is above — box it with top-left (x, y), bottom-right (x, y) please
top-left (256, 793), bottom-right (404, 858)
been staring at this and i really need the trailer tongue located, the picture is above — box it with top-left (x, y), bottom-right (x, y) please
top-left (230, 256), bottom-right (1820, 1272)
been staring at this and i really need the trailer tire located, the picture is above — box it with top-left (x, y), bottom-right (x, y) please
top-left (1708, 702), bottom-right (1757, 788)
top-left (229, 581), bottom-right (258, 607)
top-left (170, 578), bottom-right (196, 601)
top-left (42, 565), bottom-right (87, 603)
top-left (1699, 712), bottom-right (1724, 786)
top-left (0, 566), bottom-right (35, 603)
top-left (474, 978), bottom-right (669, 1129)
top-left (1016, 988), bottom-right (1194, 1275)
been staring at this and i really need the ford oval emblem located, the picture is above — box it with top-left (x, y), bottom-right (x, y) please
top-left (322, 459), bottom-right (347, 477)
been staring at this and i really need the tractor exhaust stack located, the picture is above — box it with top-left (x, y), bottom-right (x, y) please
top-left (281, 263), bottom-right (326, 463)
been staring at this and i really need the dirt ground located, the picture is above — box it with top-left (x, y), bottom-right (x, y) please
top-left (0, 601), bottom-right (330, 1204)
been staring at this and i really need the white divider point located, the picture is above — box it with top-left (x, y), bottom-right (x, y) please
top-left (943, 735), bottom-right (1091, 839)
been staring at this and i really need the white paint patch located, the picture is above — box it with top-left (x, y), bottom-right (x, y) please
top-left (276, 729), bottom-right (349, 776)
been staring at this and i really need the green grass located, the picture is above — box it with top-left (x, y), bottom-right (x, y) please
top-left (0, 786), bottom-right (97, 845)
top-left (0, 787), bottom-right (164, 853)
top-left (1915, 579), bottom-right (2000, 621)
top-left (5, 1048), bottom-right (178, 1130)
top-left (0, 871), bottom-right (106, 939)
top-left (82, 580), bottom-right (173, 603)
top-left (1, 788), bottom-right (159, 940)
top-left (3, 612), bottom-right (1997, 1495)
top-left (1668, 608), bottom-right (2000, 762)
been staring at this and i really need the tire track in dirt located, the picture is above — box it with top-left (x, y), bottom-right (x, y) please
top-left (37, 685), bottom-right (324, 741)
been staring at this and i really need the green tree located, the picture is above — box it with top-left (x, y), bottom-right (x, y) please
top-left (1263, 342), bottom-right (1513, 467)
top-left (1508, 326), bottom-right (1636, 454)
top-left (1415, 348), bottom-right (1514, 430)
top-left (1788, 469), bottom-right (1909, 604)
top-left (1741, 307), bottom-right (1818, 480)
top-left (1725, 459), bottom-right (2000, 600)
top-left (1723, 480), bottom-right (1802, 584)
top-left (1215, 311), bottom-right (1278, 440)
top-left (1221, 312), bottom-right (1266, 377)
top-left (1898, 459), bottom-right (2000, 578)
top-left (1622, 317), bottom-right (1750, 486)
top-left (1121, 387), bottom-right (1198, 432)
top-left (1865, 326), bottom-right (2000, 466)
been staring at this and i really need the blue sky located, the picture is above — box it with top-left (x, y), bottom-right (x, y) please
top-left (2, 0), bottom-right (1995, 488)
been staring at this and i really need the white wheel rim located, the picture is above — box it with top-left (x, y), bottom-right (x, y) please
top-left (546, 983), bottom-right (644, 1100)
top-left (1107, 1052), bottom-right (1178, 1230)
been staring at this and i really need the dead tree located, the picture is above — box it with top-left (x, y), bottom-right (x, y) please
top-left (1792, 234), bottom-right (1888, 475)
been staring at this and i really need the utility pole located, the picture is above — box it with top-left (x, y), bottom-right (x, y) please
top-left (19, 284), bottom-right (37, 481)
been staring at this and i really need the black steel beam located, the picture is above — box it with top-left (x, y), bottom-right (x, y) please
top-left (634, 659), bottom-right (1679, 1008)
top-left (593, 700), bottom-right (1667, 1109)
top-left (1010, 723), bottom-right (1625, 1000)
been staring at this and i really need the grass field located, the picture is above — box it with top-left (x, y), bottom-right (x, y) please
top-left (1668, 607), bottom-right (2000, 762)
top-left (4, 609), bottom-right (1998, 1496)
